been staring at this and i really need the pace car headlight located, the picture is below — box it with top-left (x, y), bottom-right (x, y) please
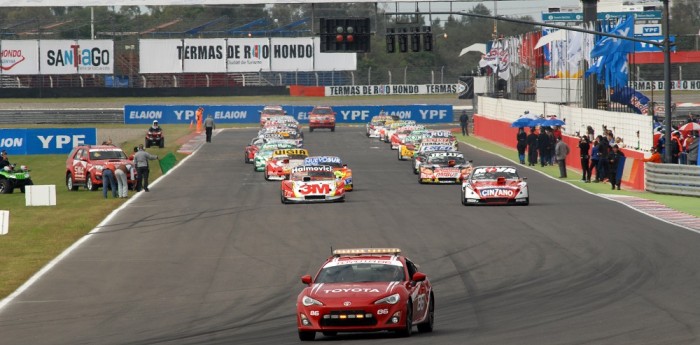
top-left (374, 293), bottom-right (400, 305)
top-left (302, 296), bottom-right (324, 307)
top-left (94, 165), bottom-right (104, 171)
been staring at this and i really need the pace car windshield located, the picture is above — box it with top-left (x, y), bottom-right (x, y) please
top-left (313, 108), bottom-right (333, 115)
top-left (471, 168), bottom-right (519, 180)
top-left (90, 150), bottom-right (127, 160)
top-left (315, 263), bottom-right (405, 283)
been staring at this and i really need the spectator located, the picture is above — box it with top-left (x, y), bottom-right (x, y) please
top-left (548, 129), bottom-right (557, 165)
top-left (586, 126), bottom-right (595, 142)
top-left (579, 136), bottom-right (591, 182)
top-left (642, 147), bottom-right (662, 163)
top-left (115, 163), bottom-right (129, 198)
top-left (656, 133), bottom-right (666, 158)
top-left (615, 137), bottom-right (625, 148)
top-left (596, 135), bottom-right (610, 182)
top-left (537, 128), bottom-right (550, 167)
top-left (102, 163), bottom-right (118, 198)
top-left (670, 131), bottom-right (683, 164)
top-left (516, 128), bottom-right (527, 164)
top-left (608, 144), bottom-right (625, 190)
top-left (459, 110), bottom-right (469, 136)
top-left (687, 131), bottom-right (699, 165)
top-left (204, 114), bottom-right (216, 143)
top-left (590, 138), bottom-right (600, 182)
top-left (526, 128), bottom-right (538, 166)
top-left (555, 137), bottom-right (570, 178)
top-left (133, 146), bottom-right (158, 192)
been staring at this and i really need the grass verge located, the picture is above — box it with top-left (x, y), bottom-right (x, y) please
top-left (456, 133), bottom-right (700, 218)
top-left (0, 124), bottom-right (195, 299)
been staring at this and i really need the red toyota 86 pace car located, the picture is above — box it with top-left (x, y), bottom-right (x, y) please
top-left (296, 248), bottom-right (434, 341)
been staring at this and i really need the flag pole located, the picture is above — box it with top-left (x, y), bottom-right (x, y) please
top-left (662, 0), bottom-right (672, 163)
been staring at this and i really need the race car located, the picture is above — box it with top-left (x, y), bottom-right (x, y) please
top-left (418, 151), bottom-right (473, 184)
top-left (397, 132), bottom-right (430, 161)
top-left (461, 166), bottom-right (529, 206)
top-left (265, 149), bottom-right (309, 181)
top-left (304, 156), bottom-right (353, 191)
top-left (245, 134), bottom-right (286, 163)
top-left (254, 141), bottom-right (298, 171)
top-left (308, 106), bottom-right (336, 132)
top-left (281, 165), bottom-right (345, 203)
top-left (259, 105), bottom-right (286, 126)
top-left (366, 115), bottom-right (394, 138)
top-left (296, 248), bottom-right (434, 341)
top-left (389, 125), bottom-right (425, 150)
top-left (382, 120), bottom-right (416, 143)
top-left (419, 136), bottom-right (458, 151)
top-left (411, 144), bottom-right (458, 174)
top-left (66, 145), bottom-right (137, 191)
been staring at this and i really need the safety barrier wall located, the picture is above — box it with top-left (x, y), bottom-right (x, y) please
top-left (645, 163), bottom-right (700, 197)
top-left (0, 128), bottom-right (96, 155)
top-left (473, 115), bottom-right (647, 190)
top-left (477, 96), bottom-right (654, 151)
top-left (123, 104), bottom-right (453, 125)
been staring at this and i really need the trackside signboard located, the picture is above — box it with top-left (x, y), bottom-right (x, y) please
top-left (325, 84), bottom-right (459, 96)
top-left (123, 105), bottom-right (453, 124)
top-left (0, 128), bottom-right (96, 155)
top-left (0, 40), bottom-right (113, 75)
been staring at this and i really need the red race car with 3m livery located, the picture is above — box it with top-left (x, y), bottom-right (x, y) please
top-left (296, 248), bottom-right (434, 341)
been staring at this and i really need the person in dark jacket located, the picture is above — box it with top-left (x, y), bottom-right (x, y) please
top-left (459, 111), bottom-right (469, 136)
top-left (608, 144), bottom-right (625, 190)
top-left (670, 131), bottom-right (682, 164)
top-left (590, 139), bottom-right (600, 182)
top-left (579, 136), bottom-right (591, 182)
top-left (596, 136), bottom-right (609, 182)
top-left (516, 128), bottom-right (527, 164)
top-left (526, 128), bottom-right (538, 166)
top-left (537, 128), bottom-right (551, 167)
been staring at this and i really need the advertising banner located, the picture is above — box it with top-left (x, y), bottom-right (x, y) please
top-left (325, 84), bottom-right (458, 97)
top-left (269, 37), bottom-right (315, 71)
top-left (227, 37), bottom-right (272, 72)
top-left (140, 39), bottom-right (183, 74)
top-left (0, 128), bottom-right (96, 155)
top-left (39, 40), bottom-right (113, 74)
top-left (182, 38), bottom-right (227, 73)
top-left (124, 104), bottom-right (453, 124)
top-left (0, 40), bottom-right (39, 75)
top-left (458, 77), bottom-right (474, 99)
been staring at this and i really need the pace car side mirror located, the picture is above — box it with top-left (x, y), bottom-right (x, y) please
top-left (301, 275), bottom-right (313, 285)
top-left (412, 272), bottom-right (426, 282)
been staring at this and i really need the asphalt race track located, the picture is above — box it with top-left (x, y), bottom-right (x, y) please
top-left (1, 127), bottom-right (700, 345)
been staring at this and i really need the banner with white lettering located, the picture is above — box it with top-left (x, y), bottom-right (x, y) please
top-left (0, 40), bottom-right (39, 75)
top-left (629, 80), bottom-right (700, 91)
top-left (140, 39), bottom-right (183, 74)
top-left (313, 37), bottom-right (356, 71)
top-left (325, 84), bottom-right (459, 97)
top-left (227, 38), bottom-right (271, 72)
top-left (124, 104), bottom-right (453, 124)
top-left (182, 38), bottom-right (226, 73)
top-left (38, 40), bottom-right (113, 74)
top-left (269, 37), bottom-right (315, 71)
top-left (0, 128), bottom-right (96, 155)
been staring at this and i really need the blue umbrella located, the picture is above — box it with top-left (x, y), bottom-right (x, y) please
top-left (528, 117), bottom-right (547, 127)
top-left (542, 118), bottom-right (566, 127)
top-left (511, 117), bottom-right (533, 128)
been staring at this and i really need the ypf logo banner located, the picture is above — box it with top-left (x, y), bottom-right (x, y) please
top-left (40, 40), bottom-right (113, 74)
top-left (26, 128), bottom-right (96, 154)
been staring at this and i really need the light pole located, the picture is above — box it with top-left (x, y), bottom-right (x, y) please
top-left (662, 0), bottom-right (672, 163)
top-left (125, 44), bottom-right (135, 87)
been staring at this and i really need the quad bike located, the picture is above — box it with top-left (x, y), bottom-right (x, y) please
top-left (145, 129), bottom-right (165, 148)
top-left (0, 164), bottom-right (34, 194)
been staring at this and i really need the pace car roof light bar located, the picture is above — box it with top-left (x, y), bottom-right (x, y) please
top-left (332, 248), bottom-right (402, 256)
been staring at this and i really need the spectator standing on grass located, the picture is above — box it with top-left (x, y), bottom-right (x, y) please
top-left (555, 137), bottom-right (570, 178)
top-left (516, 128), bottom-right (527, 164)
top-left (579, 136), bottom-right (591, 182)
top-left (608, 144), bottom-right (625, 190)
top-left (459, 110), bottom-right (469, 136)
top-left (596, 135), bottom-right (610, 182)
top-left (204, 114), bottom-right (216, 143)
top-left (548, 129), bottom-right (557, 165)
top-left (133, 146), bottom-right (158, 192)
top-left (688, 131), bottom-right (699, 165)
top-left (538, 128), bottom-right (550, 167)
top-left (590, 138), bottom-right (600, 182)
top-left (102, 163), bottom-right (118, 199)
top-left (526, 128), bottom-right (538, 166)
top-left (115, 163), bottom-right (129, 198)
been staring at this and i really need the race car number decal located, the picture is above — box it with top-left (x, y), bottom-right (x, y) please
top-left (298, 184), bottom-right (331, 195)
top-left (479, 188), bottom-right (515, 197)
top-left (309, 310), bottom-right (320, 316)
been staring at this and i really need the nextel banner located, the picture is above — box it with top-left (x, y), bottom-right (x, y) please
top-left (124, 104), bottom-right (453, 124)
top-left (0, 128), bottom-right (96, 155)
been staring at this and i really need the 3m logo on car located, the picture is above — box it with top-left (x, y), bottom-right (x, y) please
top-left (298, 184), bottom-right (331, 195)
top-left (480, 188), bottom-right (515, 198)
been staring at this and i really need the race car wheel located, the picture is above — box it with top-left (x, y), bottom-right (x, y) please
top-left (331, 127), bottom-right (335, 132)
top-left (66, 174), bottom-right (79, 191)
top-left (19, 179), bottom-right (33, 193)
top-left (264, 170), bottom-right (270, 181)
top-left (159, 138), bottom-right (165, 148)
top-left (417, 293), bottom-right (435, 333)
top-left (322, 332), bottom-right (337, 337)
top-left (397, 301), bottom-right (413, 337)
top-left (244, 153), bottom-right (249, 164)
top-left (280, 194), bottom-right (288, 204)
top-left (309, 127), bottom-right (314, 132)
top-left (461, 190), bottom-right (468, 206)
top-left (86, 174), bottom-right (98, 191)
top-left (0, 179), bottom-right (12, 194)
top-left (298, 331), bottom-right (315, 341)
top-left (522, 197), bottom-right (530, 206)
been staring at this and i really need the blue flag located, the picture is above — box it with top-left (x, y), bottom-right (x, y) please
top-left (585, 15), bottom-right (635, 88)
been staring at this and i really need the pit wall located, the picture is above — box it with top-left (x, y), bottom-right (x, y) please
top-left (474, 97), bottom-right (648, 190)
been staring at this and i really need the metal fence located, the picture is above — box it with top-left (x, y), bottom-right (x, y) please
top-left (645, 162), bottom-right (700, 197)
